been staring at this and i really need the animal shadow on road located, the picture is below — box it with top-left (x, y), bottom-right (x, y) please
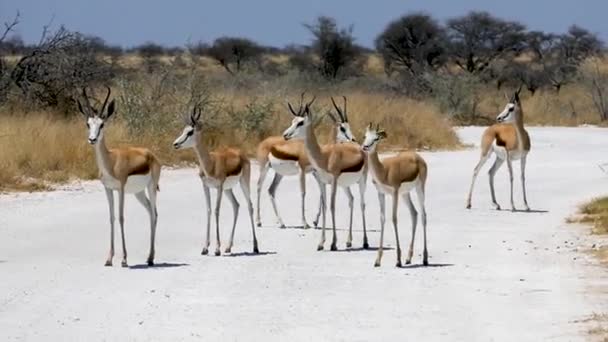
top-left (129, 262), bottom-right (189, 270)
top-left (223, 251), bottom-right (277, 257)
top-left (331, 246), bottom-right (394, 253)
top-left (511, 209), bottom-right (549, 214)
top-left (400, 263), bottom-right (454, 269)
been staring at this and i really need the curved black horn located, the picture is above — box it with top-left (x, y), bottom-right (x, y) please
top-left (330, 96), bottom-right (344, 122)
top-left (81, 87), bottom-right (93, 113)
top-left (100, 86), bottom-right (111, 117)
top-left (342, 96), bottom-right (348, 122)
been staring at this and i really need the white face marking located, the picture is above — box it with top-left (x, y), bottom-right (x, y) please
top-left (86, 116), bottom-right (105, 145)
top-left (173, 126), bottom-right (196, 149)
top-left (282, 117), bottom-right (307, 141)
top-left (336, 123), bottom-right (356, 143)
top-left (496, 103), bottom-right (516, 123)
top-left (361, 128), bottom-right (380, 152)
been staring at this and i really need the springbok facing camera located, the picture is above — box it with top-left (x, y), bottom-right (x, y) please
top-left (466, 87), bottom-right (531, 211)
top-left (173, 106), bottom-right (259, 256)
top-left (361, 124), bottom-right (429, 267)
top-left (78, 87), bottom-right (162, 267)
top-left (282, 96), bottom-right (369, 251)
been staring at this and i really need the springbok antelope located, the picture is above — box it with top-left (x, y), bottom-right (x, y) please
top-left (256, 94), bottom-right (356, 229)
top-left (362, 124), bottom-right (429, 267)
top-left (466, 87), bottom-right (531, 211)
top-left (77, 87), bottom-right (161, 267)
top-left (173, 106), bottom-right (259, 256)
top-left (282, 97), bottom-right (369, 251)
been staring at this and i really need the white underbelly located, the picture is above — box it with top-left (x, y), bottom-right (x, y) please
top-left (375, 177), bottom-right (419, 195)
top-left (101, 174), bottom-right (151, 193)
top-left (492, 145), bottom-right (525, 160)
top-left (269, 154), bottom-right (300, 176)
top-left (315, 168), bottom-right (363, 187)
top-left (203, 173), bottom-right (242, 189)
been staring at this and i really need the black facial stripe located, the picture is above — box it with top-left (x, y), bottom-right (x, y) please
top-left (340, 127), bottom-right (346, 132)
top-left (296, 121), bottom-right (304, 127)
top-left (186, 129), bottom-right (194, 137)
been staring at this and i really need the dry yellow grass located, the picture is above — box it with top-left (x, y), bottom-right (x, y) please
top-left (0, 92), bottom-right (458, 192)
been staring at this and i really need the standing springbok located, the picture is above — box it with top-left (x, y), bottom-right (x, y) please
top-left (78, 87), bottom-right (161, 267)
top-left (362, 124), bottom-right (429, 267)
top-left (466, 87), bottom-right (531, 211)
top-left (255, 94), bottom-right (324, 229)
top-left (282, 97), bottom-right (369, 251)
top-left (173, 106), bottom-right (259, 256)
top-left (256, 95), bottom-right (360, 230)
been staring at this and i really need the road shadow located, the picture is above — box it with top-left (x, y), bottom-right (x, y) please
top-left (129, 262), bottom-right (189, 270)
top-left (511, 209), bottom-right (549, 214)
top-left (330, 246), bottom-right (394, 252)
top-left (400, 263), bottom-right (454, 269)
top-left (223, 251), bottom-right (277, 257)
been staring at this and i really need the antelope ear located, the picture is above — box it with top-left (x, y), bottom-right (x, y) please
top-left (367, 122), bottom-right (372, 130)
top-left (77, 100), bottom-right (88, 117)
top-left (105, 100), bottom-right (116, 119)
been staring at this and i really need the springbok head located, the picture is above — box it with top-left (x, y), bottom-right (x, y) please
top-left (496, 85), bottom-right (523, 123)
top-left (361, 123), bottom-right (387, 152)
top-left (173, 105), bottom-right (204, 150)
top-left (282, 92), bottom-right (316, 141)
top-left (77, 87), bottom-right (115, 145)
top-left (328, 96), bottom-right (356, 143)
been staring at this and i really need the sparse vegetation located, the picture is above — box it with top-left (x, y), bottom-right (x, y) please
top-left (0, 11), bottom-right (607, 191)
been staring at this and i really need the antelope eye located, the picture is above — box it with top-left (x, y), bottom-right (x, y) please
top-left (296, 121), bottom-right (304, 127)
top-left (186, 130), bottom-right (194, 137)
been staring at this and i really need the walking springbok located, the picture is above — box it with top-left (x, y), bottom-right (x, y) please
top-left (282, 96), bottom-right (369, 251)
top-left (173, 105), bottom-right (259, 256)
top-left (466, 87), bottom-right (531, 211)
top-left (362, 124), bottom-right (429, 267)
top-left (77, 87), bottom-right (161, 267)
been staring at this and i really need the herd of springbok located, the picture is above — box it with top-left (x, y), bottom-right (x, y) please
top-left (77, 86), bottom-right (530, 268)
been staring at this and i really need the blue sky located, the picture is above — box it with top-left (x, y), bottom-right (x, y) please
top-left (1, 0), bottom-right (607, 48)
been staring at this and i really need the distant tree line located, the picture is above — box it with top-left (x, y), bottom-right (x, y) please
top-left (0, 10), bottom-right (605, 119)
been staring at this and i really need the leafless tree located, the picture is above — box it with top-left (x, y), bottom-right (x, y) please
top-left (375, 13), bottom-right (446, 76)
top-left (446, 11), bottom-right (526, 74)
top-left (206, 37), bottom-right (262, 75)
top-left (305, 16), bottom-right (362, 79)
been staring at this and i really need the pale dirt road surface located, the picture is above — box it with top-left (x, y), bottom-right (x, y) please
top-left (1, 127), bottom-right (608, 341)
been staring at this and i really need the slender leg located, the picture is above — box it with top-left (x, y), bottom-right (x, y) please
top-left (299, 167), bottom-right (311, 229)
top-left (466, 152), bottom-right (491, 209)
top-left (506, 151), bottom-right (516, 211)
top-left (415, 184), bottom-right (429, 265)
top-left (268, 173), bottom-right (286, 228)
top-left (214, 183), bottom-right (224, 256)
top-left (358, 176), bottom-right (369, 249)
top-left (329, 177), bottom-right (339, 251)
top-left (201, 181), bottom-right (212, 255)
top-left (390, 189), bottom-right (402, 267)
top-left (104, 188), bottom-right (115, 266)
top-left (403, 193), bottom-right (418, 265)
top-left (224, 189), bottom-right (239, 254)
top-left (317, 184), bottom-right (327, 250)
top-left (520, 155), bottom-right (530, 211)
top-left (312, 172), bottom-right (324, 228)
top-left (135, 190), bottom-right (156, 266)
top-left (147, 183), bottom-right (158, 266)
top-left (343, 187), bottom-right (354, 248)
top-left (374, 190), bottom-right (386, 267)
top-left (118, 186), bottom-right (128, 267)
top-left (240, 173), bottom-right (259, 254)
top-left (255, 162), bottom-right (269, 227)
top-left (488, 156), bottom-right (505, 210)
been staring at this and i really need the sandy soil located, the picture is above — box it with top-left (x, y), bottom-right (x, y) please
top-left (1, 127), bottom-right (608, 341)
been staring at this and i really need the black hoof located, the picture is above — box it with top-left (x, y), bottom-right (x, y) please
top-left (201, 248), bottom-right (209, 255)
top-left (317, 245), bottom-right (324, 251)
top-left (214, 250), bottom-right (221, 256)
top-left (104, 261), bottom-right (112, 267)
top-left (346, 241), bottom-right (352, 248)
top-left (225, 248), bottom-right (232, 254)
top-left (147, 260), bottom-right (154, 266)
top-left (330, 244), bottom-right (337, 251)
top-left (423, 260), bottom-right (429, 266)
top-left (253, 246), bottom-right (260, 254)
top-left (121, 261), bottom-right (128, 268)
top-left (396, 262), bottom-right (402, 268)
top-left (465, 204), bottom-right (471, 209)
top-left (363, 241), bottom-right (370, 250)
